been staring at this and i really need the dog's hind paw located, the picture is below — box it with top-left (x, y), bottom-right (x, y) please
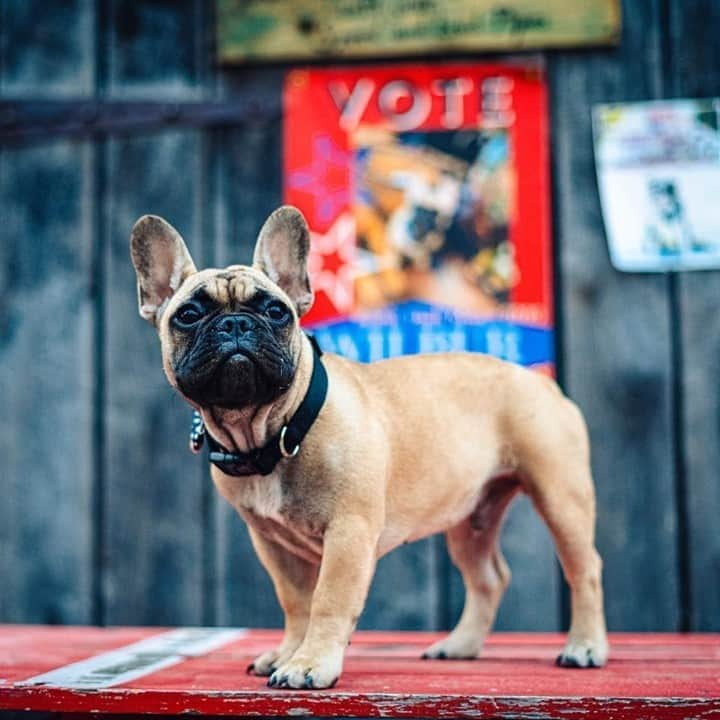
top-left (421, 635), bottom-right (481, 660)
top-left (556, 638), bottom-right (608, 668)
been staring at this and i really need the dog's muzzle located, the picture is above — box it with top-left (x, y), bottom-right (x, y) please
top-left (175, 314), bottom-right (293, 409)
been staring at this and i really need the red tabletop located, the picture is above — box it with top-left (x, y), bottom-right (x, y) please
top-left (0, 626), bottom-right (718, 718)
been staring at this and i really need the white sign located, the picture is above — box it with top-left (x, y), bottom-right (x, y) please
top-left (593, 99), bottom-right (720, 272)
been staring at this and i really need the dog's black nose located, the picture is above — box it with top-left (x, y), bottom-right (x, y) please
top-left (217, 314), bottom-right (253, 336)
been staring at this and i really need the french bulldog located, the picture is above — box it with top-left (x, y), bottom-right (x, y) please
top-left (130, 206), bottom-right (608, 689)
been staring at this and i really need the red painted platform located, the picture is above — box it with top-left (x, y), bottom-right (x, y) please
top-left (0, 626), bottom-right (719, 718)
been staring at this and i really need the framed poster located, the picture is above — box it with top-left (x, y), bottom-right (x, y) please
top-left (593, 99), bottom-right (720, 272)
top-left (284, 61), bottom-right (553, 372)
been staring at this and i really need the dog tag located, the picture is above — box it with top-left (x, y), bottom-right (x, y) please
top-left (189, 411), bottom-right (205, 454)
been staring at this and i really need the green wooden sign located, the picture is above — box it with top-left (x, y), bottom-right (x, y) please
top-left (217, 0), bottom-right (621, 63)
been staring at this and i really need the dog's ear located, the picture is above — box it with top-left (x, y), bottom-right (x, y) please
top-left (130, 215), bottom-right (197, 326)
top-left (253, 206), bottom-right (314, 317)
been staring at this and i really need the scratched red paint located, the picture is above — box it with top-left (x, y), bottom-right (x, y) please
top-left (1, 627), bottom-right (719, 718)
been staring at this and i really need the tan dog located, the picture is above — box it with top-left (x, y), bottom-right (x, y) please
top-left (130, 206), bottom-right (608, 689)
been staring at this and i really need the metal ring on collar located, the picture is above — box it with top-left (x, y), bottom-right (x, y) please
top-left (279, 425), bottom-right (300, 458)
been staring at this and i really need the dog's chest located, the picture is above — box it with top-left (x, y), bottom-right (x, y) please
top-left (213, 473), bottom-right (324, 564)
top-left (234, 474), bottom-right (284, 518)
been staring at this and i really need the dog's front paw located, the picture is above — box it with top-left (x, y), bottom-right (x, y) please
top-left (267, 648), bottom-right (343, 689)
top-left (247, 646), bottom-right (293, 676)
top-left (556, 636), bottom-right (608, 668)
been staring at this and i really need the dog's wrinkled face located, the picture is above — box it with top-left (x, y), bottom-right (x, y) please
top-left (130, 207), bottom-right (313, 411)
top-left (164, 269), bottom-right (297, 408)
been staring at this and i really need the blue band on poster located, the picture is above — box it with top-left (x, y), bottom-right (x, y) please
top-left (307, 301), bottom-right (553, 367)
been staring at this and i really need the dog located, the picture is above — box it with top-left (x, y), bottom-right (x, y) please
top-left (130, 206), bottom-right (608, 689)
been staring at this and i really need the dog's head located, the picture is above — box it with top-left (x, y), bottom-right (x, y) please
top-left (130, 206), bottom-right (313, 410)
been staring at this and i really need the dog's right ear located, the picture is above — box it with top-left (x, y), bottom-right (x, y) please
top-left (130, 215), bottom-right (197, 326)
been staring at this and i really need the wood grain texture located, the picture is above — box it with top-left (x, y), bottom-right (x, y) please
top-left (0, 0), bottom-right (95, 96)
top-left (98, 0), bottom-right (213, 627)
top-left (102, 132), bottom-right (206, 625)
top-left (550, 0), bottom-right (681, 630)
top-left (3, 0), bottom-right (720, 634)
top-left (667, 0), bottom-right (720, 631)
top-left (210, 117), bottom-right (285, 628)
top-left (0, 142), bottom-right (94, 623)
top-left (676, 264), bottom-right (720, 632)
top-left (107, 0), bottom-right (203, 98)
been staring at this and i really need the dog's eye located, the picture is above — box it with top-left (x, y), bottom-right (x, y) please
top-left (265, 302), bottom-right (289, 323)
top-left (174, 304), bottom-right (203, 326)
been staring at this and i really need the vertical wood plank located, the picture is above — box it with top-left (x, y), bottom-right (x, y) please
top-left (99, 0), bottom-right (211, 627)
top-left (212, 115), bottom-right (285, 628)
top-left (107, 0), bottom-right (203, 98)
top-left (0, 0), bottom-right (94, 96)
top-left (102, 131), bottom-right (206, 625)
top-left (0, 141), bottom-right (94, 623)
top-left (667, 0), bottom-right (720, 631)
top-left (550, 0), bottom-right (681, 630)
top-left (4, 0), bottom-right (710, 635)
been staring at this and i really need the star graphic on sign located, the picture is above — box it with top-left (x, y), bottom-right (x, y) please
top-left (288, 134), bottom-right (351, 224)
top-left (309, 212), bottom-right (356, 315)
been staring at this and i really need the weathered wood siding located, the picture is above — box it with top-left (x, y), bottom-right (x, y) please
top-left (0, 0), bottom-right (717, 632)
top-left (551, 0), bottom-right (680, 631)
top-left (667, 0), bottom-right (720, 633)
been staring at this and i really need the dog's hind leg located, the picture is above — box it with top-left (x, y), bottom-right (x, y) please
top-left (422, 476), bottom-right (519, 660)
top-left (526, 462), bottom-right (608, 668)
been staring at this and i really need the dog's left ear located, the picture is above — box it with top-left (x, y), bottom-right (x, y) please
top-left (130, 215), bottom-right (197, 326)
top-left (253, 206), bottom-right (314, 317)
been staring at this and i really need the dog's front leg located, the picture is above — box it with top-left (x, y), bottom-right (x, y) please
top-left (268, 514), bottom-right (378, 689)
top-left (245, 524), bottom-right (319, 677)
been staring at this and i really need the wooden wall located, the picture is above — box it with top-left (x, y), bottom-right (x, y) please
top-left (0, 0), bottom-right (718, 633)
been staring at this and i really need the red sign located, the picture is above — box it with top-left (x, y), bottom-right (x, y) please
top-left (284, 61), bottom-right (553, 370)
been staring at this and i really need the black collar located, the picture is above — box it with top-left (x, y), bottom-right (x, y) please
top-left (189, 335), bottom-right (328, 477)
